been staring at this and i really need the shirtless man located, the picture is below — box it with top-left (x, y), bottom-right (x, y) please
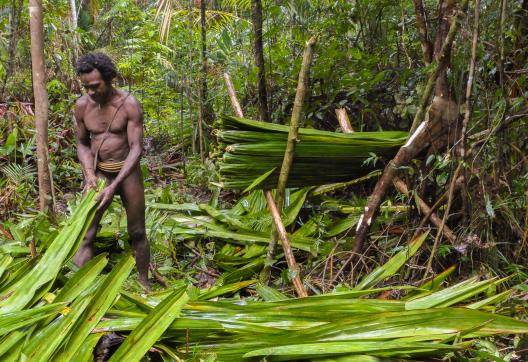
top-left (73, 53), bottom-right (150, 289)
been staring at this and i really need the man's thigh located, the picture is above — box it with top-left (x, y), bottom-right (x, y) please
top-left (119, 167), bottom-right (146, 232)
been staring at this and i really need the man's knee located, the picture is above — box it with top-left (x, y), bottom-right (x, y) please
top-left (128, 226), bottom-right (146, 242)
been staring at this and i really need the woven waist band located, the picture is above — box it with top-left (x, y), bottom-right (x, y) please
top-left (97, 160), bottom-right (125, 173)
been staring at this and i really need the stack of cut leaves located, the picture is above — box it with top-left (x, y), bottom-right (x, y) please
top-left (213, 115), bottom-right (408, 189)
top-left (2, 193), bottom-right (528, 361)
top-left (91, 234), bottom-right (528, 361)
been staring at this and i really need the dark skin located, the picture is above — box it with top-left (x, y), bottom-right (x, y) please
top-left (73, 68), bottom-right (150, 290)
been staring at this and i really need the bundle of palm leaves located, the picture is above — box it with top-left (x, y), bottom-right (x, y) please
top-left (213, 115), bottom-right (408, 189)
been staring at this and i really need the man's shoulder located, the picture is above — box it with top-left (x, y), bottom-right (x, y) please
top-left (120, 92), bottom-right (142, 115)
top-left (121, 92), bottom-right (141, 108)
top-left (74, 95), bottom-right (91, 118)
top-left (75, 95), bottom-right (91, 109)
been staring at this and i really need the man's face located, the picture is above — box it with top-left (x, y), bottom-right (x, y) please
top-left (80, 69), bottom-right (110, 104)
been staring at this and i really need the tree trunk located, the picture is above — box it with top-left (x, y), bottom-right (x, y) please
top-left (29, 0), bottom-right (54, 214)
top-left (188, 0), bottom-right (196, 155)
top-left (251, 0), bottom-right (269, 122)
top-left (412, 0), bottom-right (433, 64)
top-left (69, 0), bottom-right (79, 59)
top-left (1, 0), bottom-right (23, 99)
top-left (198, 0), bottom-right (208, 161)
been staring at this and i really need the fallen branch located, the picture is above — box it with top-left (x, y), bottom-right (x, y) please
top-left (353, 0), bottom-right (469, 258)
top-left (149, 263), bottom-right (168, 288)
top-left (412, 175), bottom-right (465, 241)
top-left (393, 176), bottom-right (456, 243)
top-left (334, 109), bottom-right (455, 251)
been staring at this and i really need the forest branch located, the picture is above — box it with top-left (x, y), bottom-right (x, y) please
top-left (353, 0), bottom-right (469, 258)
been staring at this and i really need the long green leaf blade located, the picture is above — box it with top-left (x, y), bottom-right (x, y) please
top-left (56, 253), bottom-right (135, 360)
top-left (109, 286), bottom-right (189, 362)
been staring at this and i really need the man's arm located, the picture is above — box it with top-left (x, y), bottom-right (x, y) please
top-left (75, 98), bottom-right (97, 188)
top-left (97, 96), bottom-right (143, 209)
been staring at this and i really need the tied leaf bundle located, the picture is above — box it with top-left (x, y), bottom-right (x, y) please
top-left (213, 115), bottom-right (408, 190)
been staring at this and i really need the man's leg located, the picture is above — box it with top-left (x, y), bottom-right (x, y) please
top-left (120, 166), bottom-right (150, 289)
top-left (74, 171), bottom-right (112, 267)
top-left (73, 210), bottom-right (104, 266)
top-left (73, 170), bottom-right (112, 267)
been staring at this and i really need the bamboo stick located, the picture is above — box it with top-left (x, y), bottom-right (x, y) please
top-left (223, 72), bottom-right (307, 297)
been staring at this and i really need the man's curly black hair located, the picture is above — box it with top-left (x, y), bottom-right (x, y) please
top-left (76, 53), bottom-right (118, 82)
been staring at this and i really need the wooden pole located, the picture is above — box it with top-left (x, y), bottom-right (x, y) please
top-left (263, 36), bottom-right (316, 285)
top-left (223, 72), bottom-right (308, 297)
top-left (335, 108), bottom-right (354, 133)
top-left (223, 73), bottom-right (244, 119)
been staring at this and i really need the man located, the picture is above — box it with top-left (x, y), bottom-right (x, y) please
top-left (73, 53), bottom-right (150, 289)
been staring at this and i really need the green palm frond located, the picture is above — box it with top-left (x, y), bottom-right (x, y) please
top-left (156, 1), bottom-right (250, 43)
top-left (1, 163), bottom-right (36, 186)
top-left (221, 0), bottom-right (251, 10)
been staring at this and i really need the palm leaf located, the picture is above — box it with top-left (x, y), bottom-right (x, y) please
top-left (354, 233), bottom-right (428, 290)
top-left (108, 287), bottom-right (189, 362)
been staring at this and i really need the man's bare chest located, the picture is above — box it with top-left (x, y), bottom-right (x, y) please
top-left (83, 105), bottom-right (128, 135)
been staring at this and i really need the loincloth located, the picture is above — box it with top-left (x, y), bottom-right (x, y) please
top-left (97, 160), bottom-right (125, 173)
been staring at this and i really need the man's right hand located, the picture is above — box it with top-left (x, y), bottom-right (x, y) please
top-left (82, 173), bottom-right (98, 193)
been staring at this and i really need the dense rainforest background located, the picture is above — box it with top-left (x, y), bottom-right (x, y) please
top-left (1, 0), bottom-right (528, 360)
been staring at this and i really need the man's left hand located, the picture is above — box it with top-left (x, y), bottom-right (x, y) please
top-left (97, 185), bottom-right (116, 211)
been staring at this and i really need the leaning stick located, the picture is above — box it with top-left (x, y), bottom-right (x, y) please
top-left (263, 37), bottom-right (316, 286)
top-left (335, 108), bottom-right (354, 133)
top-left (265, 191), bottom-right (307, 297)
top-left (223, 73), bottom-right (244, 119)
top-left (223, 72), bottom-right (308, 298)
top-left (275, 36), bottom-right (317, 209)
